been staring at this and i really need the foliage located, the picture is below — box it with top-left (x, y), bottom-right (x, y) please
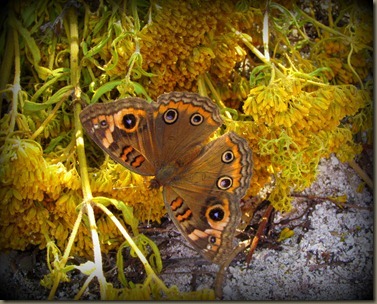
top-left (0, 0), bottom-right (372, 299)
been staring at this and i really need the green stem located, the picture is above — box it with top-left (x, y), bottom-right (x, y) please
top-left (68, 8), bottom-right (80, 87)
top-left (48, 35), bottom-right (58, 70)
top-left (68, 5), bottom-right (107, 300)
top-left (30, 90), bottom-right (71, 140)
top-left (203, 73), bottom-right (226, 109)
top-left (75, 102), bottom-right (93, 200)
top-left (48, 207), bottom-right (84, 300)
top-left (238, 31), bottom-right (269, 65)
top-left (197, 74), bottom-right (208, 96)
top-left (8, 27), bottom-right (21, 135)
top-left (294, 4), bottom-right (349, 39)
top-left (269, 2), bottom-right (310, 41)
top-left (30, 71), bottom-right (69, 103)
top-left (95, 203), bottom-right (170, 295)
top-left (294, 3), bottom-right (372, 52)
top-left (131, 0), bottom-right (141, 32)
top-left (346, 44), bottom-right (363, 89)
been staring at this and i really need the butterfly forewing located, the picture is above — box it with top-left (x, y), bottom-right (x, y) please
top-left (79, 99), bottom-right (158, 176)
top-left (154, 92), bottom-right (223, 169)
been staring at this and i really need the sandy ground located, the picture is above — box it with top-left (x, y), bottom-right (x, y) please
top-left (160, 154), bottom-right (374, 300)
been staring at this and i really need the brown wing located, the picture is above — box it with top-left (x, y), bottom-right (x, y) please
top-left (163, 132), bottom-right (253, 264)
top-left (153, 91), bottom-right (223, 169)
top-left (79, 98), bottom-right (158, 176)
top-left (79, 92), bottom-right (223, 178)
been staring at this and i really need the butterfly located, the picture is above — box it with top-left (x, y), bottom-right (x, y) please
top-left (79, 91), bottom-right (253, 264)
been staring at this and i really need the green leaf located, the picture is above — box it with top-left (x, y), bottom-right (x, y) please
top-left (23, 85), bottom-right (74, 113)
top-left (44, 134), bottom-right (68, 153)
top-left (91, 80), bottom-right (122, 104)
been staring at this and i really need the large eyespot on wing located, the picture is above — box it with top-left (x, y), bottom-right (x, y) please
top-left (79, 98), bottom-right (157, 176)
top-left (163, 186), bottom-right (240, 264)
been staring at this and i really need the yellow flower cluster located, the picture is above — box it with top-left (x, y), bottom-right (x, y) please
top-left (315, 42), bottom-right (371, 85)
top-left (317, 128), bottom-right (363, 163)
top-left (311, 3), bottom-right (373, 86)
top-left (0, 194), bottom-right (50, 250)
top-left (137, 0), bottom-right (254, 98)
top-left (0, 135), bottom-right (165, 257)
top-left (242, 69), bottom-right (370, 211)
top-left (0, 138), bottom-right (81, 251)
top-left (0, 139), bottom-right (80, 201)
top-left (244, 77), bottom-right (366, 133)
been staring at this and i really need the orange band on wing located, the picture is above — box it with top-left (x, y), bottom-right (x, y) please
top-left (176, 209), bottom-right (192, 222)
top-left (131, 155), bottom-right (145, 168)
top-left (188, 229), bottom-right (208, 241)
top-left (120, 146), bottom-right (134, 162)
top-left (170, 197), bottom-right (184, 211)
top-left (103, 129), bottom-right (114, 148)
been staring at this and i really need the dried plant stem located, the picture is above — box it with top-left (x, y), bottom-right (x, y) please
top-left (74, 272), bottom-right (96, 300)
top-left (348, 159), bottom-right (373, 190)
top-left (262, 0), bottom-right (271, 62)
top-left (246, 204), bottom-right (274, 265)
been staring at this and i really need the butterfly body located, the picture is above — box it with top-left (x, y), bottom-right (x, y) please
top-left (80, 91), bottom-right (253, 264)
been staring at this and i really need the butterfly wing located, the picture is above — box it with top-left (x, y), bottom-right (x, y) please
top-left (79, 98), bottom-right (158, 176)
top-left (163, 186), bottom-right (240, 264)
top-left (153, 91), bottom-right (223, 169)
top-left (163, 132), bottom-right (253, 264)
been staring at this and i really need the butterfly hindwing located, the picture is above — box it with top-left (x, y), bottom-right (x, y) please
top-left (163, 132), bottom-right (253, 263)
top-left (172, 132), bottom-right (253, 198)
top-left (163, 186), bottom-right (241, 264)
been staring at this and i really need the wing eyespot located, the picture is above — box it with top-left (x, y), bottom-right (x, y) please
top-left (217, 176), bottom-right (233, 190)
top-left (208, 207), bottom-right (225, 221)
top-left (163, 108), bottom-right (179, 124)
top-left (100, 120), bottom-right (108, 127)
top-left (123, 114), bottom-right (137, 129)
top-left (190, 113), bottom-right (204, 126)
top-left (221, 150), bottom-right (234, 163)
